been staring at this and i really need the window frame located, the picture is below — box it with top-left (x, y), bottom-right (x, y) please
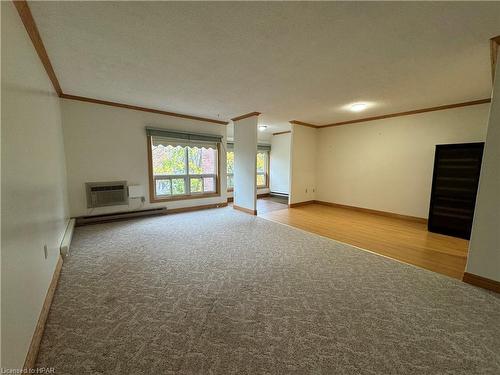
top-left (147, 135), bottom-right (221, 203)
top-left (227, 150), bottom-right (234, 192)
top-left (227, 174), bottom-right (234, 192)
top-left (226, 149), bottom-right (270, 192)
top-left (256, 150), bottom-right (270, 189)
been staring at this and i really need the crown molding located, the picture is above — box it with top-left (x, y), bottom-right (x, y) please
top-left (272, 130), bottom-right (292, 136)
top-left (318, 99), bottom-right (491, 128)
top-left (291, 98), bottom-right (491, 130)
top-left (231, 112), bottom-right (261, 122)
top-left (491, 35), bottom-right (500, 82)
top-left (289, 120), bottom-right (319, 128)
top-left (60, 94), bottom-right (229, 125)
top-left (13, 1), bottom-right (62, 96)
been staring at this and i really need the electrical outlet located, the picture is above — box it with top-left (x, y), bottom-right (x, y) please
top-left (43, 244), bottom-right (48, 259)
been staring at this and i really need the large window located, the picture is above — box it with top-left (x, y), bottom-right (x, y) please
top-left (149, 137), bottom-right (219, 201)
top-left (226, 149), bottom-right (269, 190)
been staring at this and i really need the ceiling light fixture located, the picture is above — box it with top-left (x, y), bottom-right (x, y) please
top-left (350, 102), bottom-right (368, 112)
top-left (258, 125), bottom-right (268, 131)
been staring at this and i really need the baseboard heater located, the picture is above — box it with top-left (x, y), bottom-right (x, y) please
top-left (270, 192), bottom-right (289, 198)
top-left (60, 218), bottom-right (76, 257)
top-left (75, 207), bottom-right (167, 226)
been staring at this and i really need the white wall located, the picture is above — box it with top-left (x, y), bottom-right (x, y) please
top-left (315, 104), bottom-right (490, 218)
top-left (289, 124), bottom-right (317, 204)
top-left (1, 2), bottom-right (69, 368)
top-left (467, 64), bottom-right (500, 282)
top-left (61, 99), bottom-right (227, 217)
top-left (233, 116), bottom-right (258, 211)
top-left (270, 133), bottom-right (291, 194)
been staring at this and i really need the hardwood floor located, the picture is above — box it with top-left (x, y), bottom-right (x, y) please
top-left (259, 203), bottom-right (469, 279)
top-left (257, 196), bottom-right (289, 214)
top-left (228, 196), bottom-right (288, 215)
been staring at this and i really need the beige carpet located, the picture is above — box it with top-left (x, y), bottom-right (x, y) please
top-left (36, 207), bottom-right (500, 374)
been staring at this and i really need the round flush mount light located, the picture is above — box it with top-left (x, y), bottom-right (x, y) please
top-left (258, 125), bottom-right (268, 131)
top-left (350, 102), bottom-right (368, 112)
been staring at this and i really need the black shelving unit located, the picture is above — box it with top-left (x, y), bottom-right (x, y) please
top-left (428, 142), bottom-right (484, 240)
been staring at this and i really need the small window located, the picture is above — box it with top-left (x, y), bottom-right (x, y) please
top-left (149, 137), bottom-right (219, 202)
top-left (256, 151), bottom-right (269, 188)
top-left (226, 149), bottom-right (269, 191)
top-left (227, 150), bottom-right (234, 191)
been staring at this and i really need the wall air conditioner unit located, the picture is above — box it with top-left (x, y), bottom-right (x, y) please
top-left (86, 181), bottom-right (129, 208)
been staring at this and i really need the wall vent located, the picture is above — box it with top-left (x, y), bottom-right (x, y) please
top-left (86, 181), bottom-right (128, 208)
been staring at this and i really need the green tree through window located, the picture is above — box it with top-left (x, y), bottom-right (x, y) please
top-left (153, 145), bottom-right (186, 175)
top-left (226, 150), bottom-right (269, 190)
top-left (227, 151), bottom-right (235, 189)
top-left (151, 141), bottom-right (218, 199)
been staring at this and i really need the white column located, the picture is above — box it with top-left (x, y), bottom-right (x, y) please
top-left (270, 132), bottom-right (291, 195)
top-left (466, 52), bottom-right (500, 283)
top-left (233, 113), bottom-right (259, 214)
top-left (289, 123), bottom-right (317, 205)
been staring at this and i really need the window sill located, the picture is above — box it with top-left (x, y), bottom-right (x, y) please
top-left (150, 192), bottom-right (221, 203)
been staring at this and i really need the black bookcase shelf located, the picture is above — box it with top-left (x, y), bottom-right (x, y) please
top-left (428, 142), bottom-right (484, 240)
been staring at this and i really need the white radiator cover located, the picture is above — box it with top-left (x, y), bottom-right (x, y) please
top-left (60, 219), bottom-right (75, 257)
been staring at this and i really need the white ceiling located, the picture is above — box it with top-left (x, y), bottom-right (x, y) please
top-left (30, 1), bottom-right (500, 135)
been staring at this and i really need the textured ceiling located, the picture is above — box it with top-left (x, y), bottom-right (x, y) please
top-left (30, 1), bottom-right (500, 134)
